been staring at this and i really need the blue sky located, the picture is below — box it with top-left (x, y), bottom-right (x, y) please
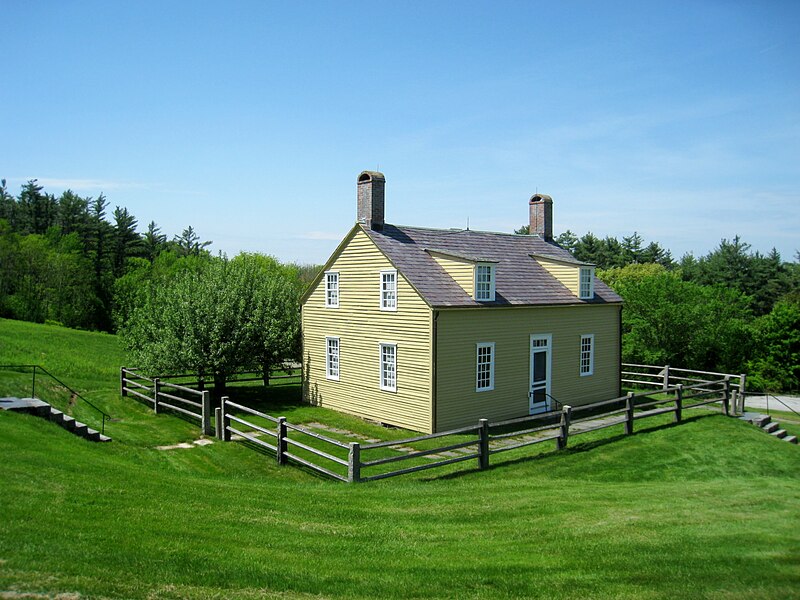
top-left (2, 1), bottom-right (798, 264)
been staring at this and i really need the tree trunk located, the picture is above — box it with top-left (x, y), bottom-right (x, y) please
top-left (262, 362), bottom-right (270, 387)
top-left (213, 372), bottom-right (226, 401)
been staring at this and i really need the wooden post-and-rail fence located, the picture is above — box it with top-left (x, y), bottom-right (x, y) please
top-left (120, 367), bottom-right (212, 435)
top-left (120, 364), bottom-right (740, 483)
top-left (214, 374), bottom-right (734, 483)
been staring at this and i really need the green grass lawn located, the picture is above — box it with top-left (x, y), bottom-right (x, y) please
top-left (1, 317), bottom-right (799, 599)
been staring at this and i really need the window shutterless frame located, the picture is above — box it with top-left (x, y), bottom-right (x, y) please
top-left (476, 342), bottom-right (495, 392)
top-left (326, 336), bottom-right (340, 380)
top-left (379, 342), bottom-right (397, 392)
top-left (579, 267), bottom-right (594, 299)
top-left (474, 263), bottom-right (495, 301)
top-left (380, 269), bottom-right (397, 311)
top-left (580, 334), bottom-right (594, 376)
top-left (325, 271), bottom-right (339, 308)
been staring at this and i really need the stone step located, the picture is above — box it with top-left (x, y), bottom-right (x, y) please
top-left (49, 407), bottom-right (111, 442)
top-left (762, 421), bottom-right (780, 433)
top-left (83, 427), bottom-right (111, 442)
top-left (784, 435), bottom-right (798, 445)
top-left (770, 429), bottom-right (787, 439)
top-left (3, 397), bottom-right (111, 442)
top-left (753, 415), bottom-right (772, 428)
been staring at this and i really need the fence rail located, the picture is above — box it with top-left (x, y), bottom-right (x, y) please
top-left (622, 363), bottom-right (746, 413)
top-left (120, 368), bottom-right (211, 434)
top-left (212, 366), bottom-right (738, 483)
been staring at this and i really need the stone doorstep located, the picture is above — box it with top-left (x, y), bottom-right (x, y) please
top-left (154, 438), bottom-right (214, 451)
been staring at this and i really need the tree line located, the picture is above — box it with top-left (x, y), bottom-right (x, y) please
top-left (516, 225), bottom-right (800, 392)
top-left (1, 177), bottom-right (796, 394)
top-left (0, 179), bottom-right (319, 333)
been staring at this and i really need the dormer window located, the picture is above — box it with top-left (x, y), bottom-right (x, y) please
top-left (475, 263), bottom-right (495, 302)
top-left (325, 271), bottom-right (339, 308)
top-left (579, 267), bottom-right (594, 299)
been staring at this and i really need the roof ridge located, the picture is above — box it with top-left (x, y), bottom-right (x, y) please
top-left (390, 223), bottom-right (545, 239)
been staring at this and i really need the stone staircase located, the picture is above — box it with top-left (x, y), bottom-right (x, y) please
top-left (0, 397), bottom-right (111, 442)
top-left (740, 412), bottom-right (798, 445)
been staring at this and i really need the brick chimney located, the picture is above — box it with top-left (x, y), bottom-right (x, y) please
top-left (357, 171), bottom-right (385, 230)
top-left (529, 193), bottom-right (553, 241)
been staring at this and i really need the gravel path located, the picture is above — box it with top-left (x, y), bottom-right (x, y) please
top-left (744, 394), bottom-right (800, 414)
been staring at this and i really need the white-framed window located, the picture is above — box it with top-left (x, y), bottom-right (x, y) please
top-left (579, 267), bottom-right (594, 299)
top-left (580, 334), bottom-right (594, 376)
top-left (325, 271), bottom-right (339, 308)
top-left (380, 269), bottom-right (397, 311)
top-left (475, 263), bottom-right (495, 302)
top-left (476, 343), bottom-right (495, 392)
top-left (326, 336), bottom-right (340, 380)
top-left (379, 342), bottom-right (397, 392)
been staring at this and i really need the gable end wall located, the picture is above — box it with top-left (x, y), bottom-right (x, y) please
top-left (302, 229), bottom-right (433, 432)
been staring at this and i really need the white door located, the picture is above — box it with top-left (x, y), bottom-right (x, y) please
top-left (529, 334), bottom-right (552, 414)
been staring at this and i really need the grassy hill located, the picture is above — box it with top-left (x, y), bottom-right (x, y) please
top-left (1, 318), bottom-right (799, 599)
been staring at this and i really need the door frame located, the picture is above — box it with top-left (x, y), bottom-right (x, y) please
top-left (529, 333), bottom-right (552, 414)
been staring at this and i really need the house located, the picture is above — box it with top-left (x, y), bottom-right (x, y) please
top-left (301, 171), bottom-right (623, 433)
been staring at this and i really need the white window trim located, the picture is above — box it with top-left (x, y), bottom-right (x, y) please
top-left (380, 269), bottom-right (398, 312)
top-left (476, 342), bottom-right (495, 392)
top-left (325, 270), bottom-right (339, 308)
top-left (474, 263), bottom-right (496, 302)
top-left (326, 336), bottom-right (340, 381)
top-left (579, 267), bottom-right (594, 300)
top-left (379, 342), bottom-right (397, 392)
top-left (580, 334), bottom-right (594, 376)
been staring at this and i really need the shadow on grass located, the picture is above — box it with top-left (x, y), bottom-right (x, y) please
top-left (421, 412), bottom-right (719, 483)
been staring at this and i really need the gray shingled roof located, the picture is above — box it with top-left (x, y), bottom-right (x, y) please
top-left (363, 224), bottom-right (622, 307)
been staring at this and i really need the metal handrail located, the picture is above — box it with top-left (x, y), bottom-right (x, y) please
top-left (747, 390), bottom-right (800, 419)
top-left (0, 364), bottom-right (111, 434)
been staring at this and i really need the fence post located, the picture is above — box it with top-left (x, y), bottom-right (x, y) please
top-left (674, 384), bottom-right (683, 423)
top-left (739, 374), bottom-right (747, 413)
top-left (31, 366), bottom-right (37, 399)
top-left (731, 390), bottom-right (739, 417)
top-left (201, 390), bottom-right (212, 435)
top-left (120, 367), bottom-right (127, 397)
top-left (722, 376), bottom-right (731, 416)
top-left (277, 417), bottom-right (287, 465)
top-left (348, 442), bottom-right (361, 483)
top-left (478, 419), bottom-right (490, 470)
top-left (153, 378), bottom-right (160, 414)
top-left (221, 396), bottom-right (231, 441)
top-left (557, 405), bottom-right (572, 450)
top-left (625, 392), bottom-right (635, 435)
top-left (215, 407), bottom-right (222, 440)
top-left (663, 364), bottom-right (670, 390)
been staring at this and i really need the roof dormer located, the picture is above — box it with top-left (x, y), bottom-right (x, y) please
top-left (532, 254), bottom-right (595, 300)
top-left (426, 249), bottom-right (498, 302)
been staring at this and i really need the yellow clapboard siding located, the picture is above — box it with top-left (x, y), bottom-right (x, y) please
top-left (435, 304), bottom-right (621, 431)
top-left (302, 229), bottom-right (433, 432)
top-left (429, 253), bottom-right (475, 297)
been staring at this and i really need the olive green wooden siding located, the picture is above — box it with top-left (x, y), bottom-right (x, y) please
top-left (535, 257), bottom-right (580, 296)
top-left (434, 304), bottom-right (621, 431)
top-left (302, 229), bottom-right (433, 432)
top-left (429, 252), bottom-right (475, 297)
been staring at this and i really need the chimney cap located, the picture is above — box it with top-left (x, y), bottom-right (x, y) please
top-left (358, 170), bottom-right (385, 183)
top-left (529, 193), bottom-right (552, 203)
